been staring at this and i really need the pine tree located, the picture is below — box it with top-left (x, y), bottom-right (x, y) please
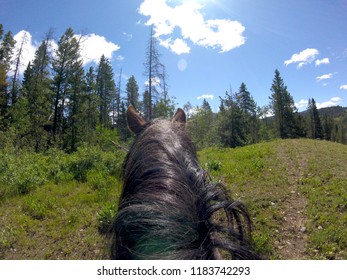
top-left (126, 75), bottom-right (139, 109)
top-left (202, 98), bottom-right (212, 112)
top-left (96, 55), bottom-right (115, 128)
top-left (235, 82), bottom-right (259, 143)
top-left (84, 66), bottom-right (98, 142)
top-left (258, 105), bottom-right (276, 140)
top-left (269, 69), bottom-right (298, 138)
top-left (188, 99), bottom-right (215, 149)
top-left (236, 83), bottom-right (255, 114)
top-left (51, 27), bottom-right (84, 149)
top-left (307, 98), bottom-right (323, 139)
top-left (0, 27), bottom-right (15, 129)
top-left (332, 115), bottom-right (347, 144)
top-left (18, 35), bottom-right (53, 151)
top-left (65, 34), bottom-right (84, 151)
top-left (322, 113), bottom-right (334, 141)
top-left (153, 97), bottom-right (176, 118)
top-left (118, 100), bottom-right (129, 141)
top-left (7, 63), bottom-right (32, 149)
top-left (217, 91), bottom-right (246, 148)
top-left (294, 112), bottom-right (307, 138)
top-left (141, 90), bottom-right (149, 119)
top-left (340, 115), bottom-right (347, 144)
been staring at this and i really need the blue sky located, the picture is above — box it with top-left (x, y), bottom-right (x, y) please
top-left (1, 0), bottom-right (347, 112)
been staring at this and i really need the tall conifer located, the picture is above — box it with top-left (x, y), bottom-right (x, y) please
top-left (96, 55), bottom-right (115, 128)
top-left (269, 69), bottom-right (298, 138)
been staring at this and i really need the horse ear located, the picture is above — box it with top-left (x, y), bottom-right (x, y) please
top-left (127, 105), bottom-right (146, 134)
top-left (172, 108), bottom-right (186, 124)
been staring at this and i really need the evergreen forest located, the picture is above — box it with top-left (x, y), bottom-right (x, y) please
top-left (1, 25), bottom-right (346, 153)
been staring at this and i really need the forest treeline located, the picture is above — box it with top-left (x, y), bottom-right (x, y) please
top-left (188, 74), bottom-right (347, 150)
top-left (1, 25), bottom-right (346, 153)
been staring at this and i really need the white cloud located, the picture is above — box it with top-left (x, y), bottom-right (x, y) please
top-left (284, 48), bottom-right (319, 68)
top-left (297, 62), bottom-right (306, 68)
top-left (48, 39), bottom-right (58, 55)
top-left (203, 19), bottom-right (245, 52)
top-left (116, 55), bottom-right (125, 61)
top-left (316, 73), bottom-right (333, 82)
top-left (295, 97), bottom-right (342, 111)
top-left (197, 94), bottom-right (214, 100)
top-left (260, 110), bottom-right (274, 118)
top-left (159, 38), bottom-right (190, 55)
top-left (12, 30), bottom-right (37, 75)
top-left (315, 58), bottom-right (330, 66)
top-left (79, 34), bottom-right (120, 65)
top-left (138, 0), bottom-right (246, 54)
top-left (10, 31), bottom-right (121, 74)
top-left (188, 107), bottom-right (199, 117)
top-left (295, 99), bottom-right (309, 110)
top-left (145, 76), bottom-right (161, 86)
top-left (317, 97), bottom-right (342, 109)
top-left (340, 85), bottom-right (347, 90)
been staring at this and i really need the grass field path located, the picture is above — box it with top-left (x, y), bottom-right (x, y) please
top-left (200, 139), bottom-right (347, 259)
top-left (275, 141), bottom-right (309, 259)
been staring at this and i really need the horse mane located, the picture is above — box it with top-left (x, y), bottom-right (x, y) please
top-left (110, 106), bottom-right (259, 259)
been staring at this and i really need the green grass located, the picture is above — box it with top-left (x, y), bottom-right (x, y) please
top-left (0, 145), bottom-right (125, 259)
top-left (0, 139), bottom-right (346, 259)
top-left (199, 139), bottom-right (347, 259)
top-left (0, 180), bottom-right (123, 259)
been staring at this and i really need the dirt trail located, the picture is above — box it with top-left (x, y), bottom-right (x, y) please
top-left (275, 141), bottom-right (309, 259)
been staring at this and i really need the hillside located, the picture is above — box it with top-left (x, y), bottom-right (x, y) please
top-left (199, 139), bottom-right (347, 259)
top-left (299, 106), bottom-right (347, 118)
top-left (1, 139), bottom-right (346, 259)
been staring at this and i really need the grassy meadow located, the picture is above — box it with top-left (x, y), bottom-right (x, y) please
top-left (1, 139), bottom-right (346, 259)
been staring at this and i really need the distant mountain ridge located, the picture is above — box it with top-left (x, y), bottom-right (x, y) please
top-left (299, 106), bottom-right (347, 118)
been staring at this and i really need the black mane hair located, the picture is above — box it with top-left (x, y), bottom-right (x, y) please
top-left (111, 106), bottom-right (259, 259)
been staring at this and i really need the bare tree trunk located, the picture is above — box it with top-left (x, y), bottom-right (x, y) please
top-left (11, 31), bottom-right (28, 104)
top-left (148, 28), bottom-right (153, 120)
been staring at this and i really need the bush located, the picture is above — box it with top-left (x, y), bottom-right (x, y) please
top-left (0, 151), bottom-right (47, 195)
top-left (23, 196), bottom-right (49, 220)
top-left (97, 203), bottom-right (118, 234)
top-left (87, 169), bottom-right (117, 190)
top-left (42, 148), bottom-right (74, 183)
top-left (205, 159), bottom-right (222, 171)
top-left (0, 144), bottom-right (125, 199)
top-left (65, 145), bottom-right (124, 183)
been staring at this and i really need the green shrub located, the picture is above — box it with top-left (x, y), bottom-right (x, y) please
top-left (205, 159), bottom-right (222, 171)
top-left (0, 151), bottom-right (47, 195)
top-left (0, 226), bottom-right (18, 250)
top-left (66, 145), bottom-right (124, 183)
top-left (87, 169), bottom-right (118, 190)
top-left (97, 203), bottom-right (118, 234)
top-left (42, 148), bottom-right (74, 183)
top-left (23, 196), bottom-right (49, 220)
top-left (0, 145), bottom-right (125, 200)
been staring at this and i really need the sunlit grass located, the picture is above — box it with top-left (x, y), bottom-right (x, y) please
top-left (1, 139), bottom-right (346, 259)
top-left (199, 139), bottom-right (347, 259)
top-left (0, 146), bottom-right (125, 259)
